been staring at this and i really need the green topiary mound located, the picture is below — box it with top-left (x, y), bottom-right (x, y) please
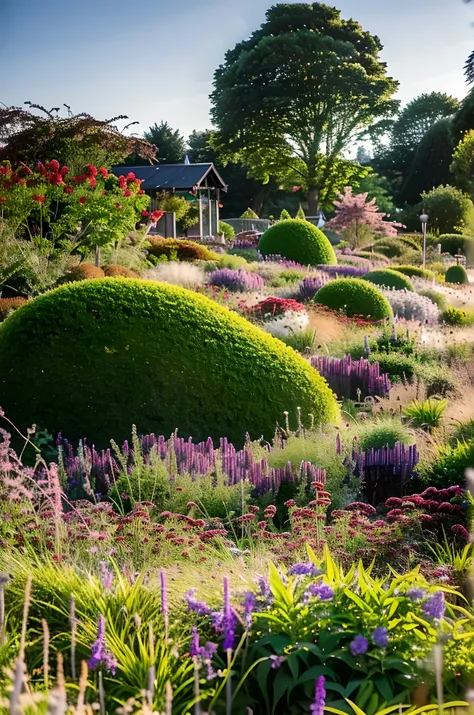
top-left (258, 219), bottom-right (337, 266)
top-left (0, 279), bottom-right (338, 447)
top-left (445, 264), bottom-right (469, 285)
top-left (313, 278), bottom-right (393, 320)
top-left (363, 269), bottom-right (414, 291)
top-left (392, 265), bottom-right (435, 281)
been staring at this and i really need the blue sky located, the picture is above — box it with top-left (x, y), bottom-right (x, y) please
top-left (1, 0), bottom-right (473, 142)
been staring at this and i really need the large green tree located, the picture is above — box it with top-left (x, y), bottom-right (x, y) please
top-left (210, 3), bottom-right (398, 214)
top-left (372, 93), bottom-right (459, 201)
top-left (144, 121), bottom-right (186, 164)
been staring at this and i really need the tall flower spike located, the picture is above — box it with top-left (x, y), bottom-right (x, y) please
top-left (310, 676), bottom-right (326, 715)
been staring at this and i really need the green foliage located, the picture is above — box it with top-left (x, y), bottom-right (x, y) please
top-left (0, 278), bottom-right (339, 446)
top-left (313, 278), bottom-right (393, 320)
top-left (143, 121), bottom-right (186, 163)
top-left (355, 417), bottom-right (413, 451)
top-left (154, 192), bottom-right (190, 222)
top-left (451, 129), bottom-right (474, 196)
top-left (369, 352), bottom-right (416, 380)
top-left (241, 207), bottom-right (259, 219)
top-left (279, 209), bottom-right (292, 221)
top-left (296, 205), bottom-right (306, 220)
top-left (418, 290), bottom-right (447, 311)
top-left (431, 439), bottom-right (474, 488)
top-left (324, 229), bottom-right (344, 246)
top-left (442, 306), bottom-right (474, 326)
top-left (211, 3), bottom-right (397, 213)
top-left (370, 238), bottom-right (418, 259)
top-left (351, 170), bottom-right (394, 215)
top-left (228, 248), bottom-right (259, 262)
top-left (147, 238), bottom-right (219, 262)
top-left (363, 269), bottom-right (414, 291)
top-left (445, 264), bottom-right (469, 285)
top-left (420, 185), bottom-right (474, 235)
top-left (438, 234), bottom-right (474, 264)
top-left (218, 220), bottom-right (235, 241)
top-left (402, 399), bottom-right (448, 431)
top-left (392, 265), bottom-right (435, 280)
top-left (215, 253), bottom-right (249, 269)
top-left (259, 219), bottom-right (337, 266)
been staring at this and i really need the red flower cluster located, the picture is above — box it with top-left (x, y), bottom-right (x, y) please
top-left (247, 297), bottom-right (307, 318)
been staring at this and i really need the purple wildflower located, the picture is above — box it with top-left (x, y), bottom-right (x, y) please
top-left (288, 563), bottom-right (321, 577)
top-left (190, 626), bottom-right (218, 681)
top-left (99, 562), bottom-right (113, 591)
top-left (88, 615), bottom-right (117, 674)
top-left (350, 635), bottom-right (368, 656)
top-left (223, 576), bottom-right (236, 651)
top-left (303, 583), bottom-right (334, 603)
top-left (185, 589), bottom-right (211, 616)
top-left (422, 591), bottom-right (445, 620)
top-left (256, 574), bottom-right (273, 604)
top-left (408, 587), bottom-right (426, 602)
top-left (242, 590), bottom-right (256, 629)
top-left (269, 655), bottom-right (285, 669)
top-left (372, 627), bottom-right (388, 648)
top-left (310, 676), bottom-right (326, 715)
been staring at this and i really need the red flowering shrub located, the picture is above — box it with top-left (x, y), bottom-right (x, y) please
top-left (0, 297), bottom-right (27, 321)
top-left (246, 297), bottom-right (307, 319)
top-left (102, 265), bottom-right (139, 278)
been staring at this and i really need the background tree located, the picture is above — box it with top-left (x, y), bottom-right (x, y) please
top-left (326, 187), bottom-right (403, 247)
top-left (211, 3), bottom-right (398, 214)
top-left (143, 122), bottom-right (186, 164)
top-left (351, 170), bottom-right (394, 215)
top-left (451, 130), bottom-right (474, 196)
top-left (0, 103), bottom-right (156, 172)
top-left (372, 93), bottom-right (459, 201)
top-left (420, 185), bottom-right (474, 235)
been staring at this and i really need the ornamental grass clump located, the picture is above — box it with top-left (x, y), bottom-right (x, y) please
top-left (0, 297), bottom-right (27, 321)
top-left (208, 268), bottom-right (264, 292)
top-left (403, 398), bottom-right (448, 431)
top-left (382, 288), bottom-right (440, 323)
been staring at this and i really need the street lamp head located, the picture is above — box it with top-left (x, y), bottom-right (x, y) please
top-left (420, 213), bottom-right (429, 224)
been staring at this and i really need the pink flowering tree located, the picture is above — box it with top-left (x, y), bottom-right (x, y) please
top-left (326, 187), bottom-right (404, 248)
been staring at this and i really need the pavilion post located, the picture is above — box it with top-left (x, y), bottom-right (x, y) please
top-left (198, 191), bottom-right (204, 240)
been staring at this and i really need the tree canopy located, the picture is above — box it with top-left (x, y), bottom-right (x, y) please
top-left (210, 2), bottom-right (398, 214)
top-left (143, 121), bottom-right (186, 164)
top-left (0, 103), bottom-right (155, 171)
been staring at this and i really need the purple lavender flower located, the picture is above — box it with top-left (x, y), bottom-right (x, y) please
top-left (242, 590), bottom-right (256, 629)
top-left (372, 627), bottom-right (388, 648)
top-left (190, 626), bottom-right (218, 680)
top-left (256, 575), bottom-right (274, 605)
top-left (289, 563), bottom-right (321, 577)
top-left (408, 587), bottom-right (426, 602)
top-left (208, 268), bottom-right (264, 292)
top-left (310, 676), bottom-right (326, 715)
top-left (185, 589), bottom-right (212, 616)
top-left (350, 635), bottom-right (369, 656)
top-left (303, 583), bottom-right (334, 603)
top-left (422, 591), bottom-right (445, 620)
top-left (88, 615), bottom-right (117, 674)
top-left (223, 576), bottom-right (236, 651)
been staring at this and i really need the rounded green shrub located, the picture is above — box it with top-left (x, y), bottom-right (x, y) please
top-left (441, 306), bottom-right (474, 326)
top-left (258, 219), bottom-right (337, 266)
top-left (313, 278), bottom-right (392, 320)
top-left (392, 265), bottom-right (435, 281)
top-left (357, 417), bottom-right (413, 452)
top-left (363, 269), bottom-right (414, 291)
top-left (0, 279), bottom-right (338, 447)
top-left (418, 290), bottom-right (447, 311)
top-left (431, 440), bottom-right (474, 488)
top-left (445, 264), bottom-right (469, 285)
top-left (369, 353), bottom-right (416, 380)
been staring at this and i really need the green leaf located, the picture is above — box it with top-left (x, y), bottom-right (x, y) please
top-left (298, 666), bottom-right (338, 685)
top-left (273, 671), bottom-right (293, 709)
top-left (343, 588), bottom-right (372, 612)
top-left (373, 676), bottom-right (394, 702)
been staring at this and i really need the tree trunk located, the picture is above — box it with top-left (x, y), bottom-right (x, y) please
top-left (250, 184), bottom-right (271, 217)
top-left (307, 187), bottom-right (319, 215)
top-left (95, 245), bottom-right (101, 268)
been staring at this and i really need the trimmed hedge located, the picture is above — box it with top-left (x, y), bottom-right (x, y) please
top-left (313, 278), bottom-right (392, 320)
top-left (103, 265), bottom-right (139, 278)
top-left (0, 279), bottom-right (339, 447)
top-left (445, 264), bottom-right (469, 285)
top-left (437, 234), bottom-right (474, 258)
top-left (392, 265), bottom-right (435, 281)
top-left (147, 238), bottom-right (219, 262)
top-left (258, 219), bottom-right (337, 266)
top-left (419, 290), bottom-right (447, 311)
top-left (65, 264), bottom-right (105, 281)
top-left (363, 269), bottom-right (414, 291)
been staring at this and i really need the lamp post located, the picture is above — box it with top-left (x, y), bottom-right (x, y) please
top-left (420, 213), bottom-right (429, 269)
